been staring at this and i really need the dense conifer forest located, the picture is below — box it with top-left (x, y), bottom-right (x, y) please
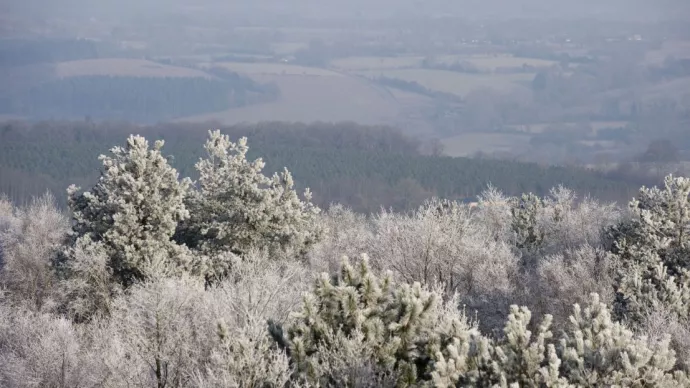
top-left (1, 129), bottom-right (689, 386)
top-left (0, 120), bottom-right (637, 213)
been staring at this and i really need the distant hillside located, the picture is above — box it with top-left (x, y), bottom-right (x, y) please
top-left (0, 120), bottom-right (637, 212)
top-left (0, 38), bottom-right (103, 66)
top-left (0, 61), bottom-right (279, 123)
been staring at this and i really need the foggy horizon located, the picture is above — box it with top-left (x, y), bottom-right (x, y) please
top-left (5, 0), bottom-right (690, 23)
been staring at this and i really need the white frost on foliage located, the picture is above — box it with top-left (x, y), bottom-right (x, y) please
top-left (66, 135), bottom-right (197, 286)
top-left (181, 130), bottom-right (322, 270)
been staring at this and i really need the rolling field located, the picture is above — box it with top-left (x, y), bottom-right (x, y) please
top-left (441, 132), bottom-right (532, 157)
top-left (203, 62), bottom-right (342, 76)
top-left (330, 56), bottom-right (424, 70)
top-left (54, 58), bottom-right (213, 78)
top-left (331, 54), bottom-right (556, 72)
top-left (508, 121), bottom-right (629, 134)
top-left (579, 140), bottom-right (618, 148)
top-left (639, 77), bottom-right (690, 102)
top-left (51, 57), bottom-right (429, 130)
top-left (434, 54), bottom-right (557, 70)
top-left (177, 73), bottom-right (406, 125)
top-left (644, 40), bottom-right (690, 65)
top-left (358, 69), bottom-right (534, 96)
top-left (270, 42), bottom-right (309, 55)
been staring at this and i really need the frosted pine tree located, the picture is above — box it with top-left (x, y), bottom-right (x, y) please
top-left (65, 135), bottom-right (197, 288)
top-left (431, 306), bottom-right (563, 387)
top-left (558, 293), bottom-right (684, 387)
top-left (177, 130), bottom-right (322, 280)
top-left (269, 254), bottom-right (478, 386)
top-left (510, 193), bottom-right (545, 268)
top-left (609, 175), bottom-right (690, 323)
top-left (432, 293), bottom-right (688, 387)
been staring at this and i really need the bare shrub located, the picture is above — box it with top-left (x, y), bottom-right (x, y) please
top-left (0, 193), bottom-right (68, 311)
top-left (100, 251), bottom-right (308, 387)
top-left (539, 186), bottom-right (621, 254)
top-left (308, 204), bottom-right (373, 274)
top-left (0, 303), bottom-right (106, 388)
top-left (506, 187), bottom-right (621, 270)
top-left (57, 237), bottom-right (122, 322)
top-left (0, 195), bottom-right (17, 268)
top-left (0, 194), bottom-right (13, 230)
top-left (106, 275), bottom-right (214, 387)
top-left (194, 252), bottom-right (309, 386)
top-left (474, 184), bottom-right (513, 242)
top-left (210, 250), bottom-right (311, 327)
top-left (367, 198), bottom-right (520, 331)
top-left (641, 306), bottom-right (690, 372)
top-left (534, 245), bottom-right (616, 329)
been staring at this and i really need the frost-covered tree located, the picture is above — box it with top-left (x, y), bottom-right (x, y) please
top-left (64, 135), bottom-right (196, 288)
top-left (108, 276), bottom-right (214, 388)
top-left (368, 198), bottom-right (519, 332)
top-left (109, 253), bottom-right (307, 388)
top-left (540, 186), bottom-right (620, 253)
top-left (0, 193), bottom-right (68, 311)
top-left (557, 293), bottom-right (684, 386)
top-left (508, 187), bottom-right (620, 268)
top-left (610, 174), bottom-right (690, 324)
top-left (641, 305), bottom-right (690, 372)
top-left (0, 303), bottom-right (109, 388)
top-left (0, 194), bottom-right (13, 266)
top-left (193, 251), bottom-right (307, 387)
top-left (510, 192), bottom-right (545, 261)
top-left (269, 254), bottom-right (476, 386)
top-left (176, 130), bottom-right (322, 280)
top-left (308, 204), bottom-right (374, 274)
top-left (0, 255), bottom-right (307, 388)
top-left (474, 185), bottom-right (513, 243)
top-left (370, 198), bottom-right (473, 288)
top-left (433, 293), bottom-right (688, 387)
top-left (535, 245), bottom-right (616, 330)
top-left (432, 305), bottom-right (560, 387)
top-left (270, 256), bottom-right (688, 387)
top-left (57, 236), bottom-right (121, 322)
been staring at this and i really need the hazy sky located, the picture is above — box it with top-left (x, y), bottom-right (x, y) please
top-left (5, 0), bottom-right (690, 22)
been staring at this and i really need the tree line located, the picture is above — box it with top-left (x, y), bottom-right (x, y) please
top-left (0, 120), bottom-right (638, 212)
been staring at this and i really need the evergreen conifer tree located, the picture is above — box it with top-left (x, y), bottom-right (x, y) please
top-left (65, 135), bottom-right (197, 288)
top-left (177, 130), bottom-right (322, 281)
top-left (609, 175), bottom-right (690, 323)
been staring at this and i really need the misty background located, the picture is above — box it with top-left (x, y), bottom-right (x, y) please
top-left (1, 0), bottom-right (690, 210)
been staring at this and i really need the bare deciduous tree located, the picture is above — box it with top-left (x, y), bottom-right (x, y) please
top-left (0, 193), bottom-right (68, 311)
